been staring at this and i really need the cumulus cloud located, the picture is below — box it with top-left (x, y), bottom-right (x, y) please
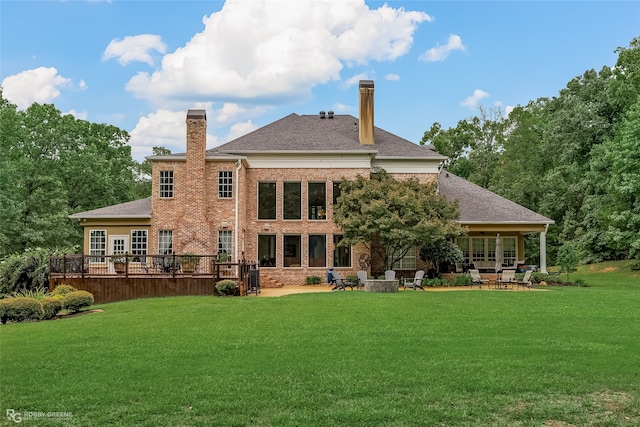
top-left (1, 67), bottom-right (70, 109)
top-left (385, 73), bottom-right (400, 81)
top-left (65, 109), bottom-right (88, 120)
top-left (419, 34), bottom-right (465, 62)
top-left (128, 103), bottom-right (265, 160)
top-left (225, 121), bottom-right (258, 142)
top-left (125, 0), bottom-right (430, 103)
top-left (460, 89), bottom-right (490, 109)
top-left (103, 34), bottom-right (167, 66)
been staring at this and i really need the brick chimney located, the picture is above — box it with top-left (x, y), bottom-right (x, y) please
top-left (179, 109), bottom-right (209, 254)
top-left (358, 80), bottom-right (374, 145)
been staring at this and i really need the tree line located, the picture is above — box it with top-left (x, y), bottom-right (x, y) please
top-left (0, 92), bottom-right (155, 259)
top-left (422, 37), bottom-right (640, 264)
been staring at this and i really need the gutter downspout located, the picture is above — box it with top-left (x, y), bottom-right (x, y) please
top-left (234, 159), bottom-right (242, 263)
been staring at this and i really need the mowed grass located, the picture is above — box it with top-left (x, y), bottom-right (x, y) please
top-left (1, 262), bottom-right (639, 426)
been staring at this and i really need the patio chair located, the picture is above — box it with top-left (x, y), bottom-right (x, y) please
top-left (384, 270), bottom-right (396, 280)
top-left (356, 270), bottom-right (368, 289)
top-left (331, 271), bottom-right (355, 291)
top-left (402, 270), bottom-right (425, 290)
top-left (469, 269), bottom-right (488, 289)
top-left (517, 270), bottom-right (533, 290)
top-left (496, 269), bottom-right (516, 289)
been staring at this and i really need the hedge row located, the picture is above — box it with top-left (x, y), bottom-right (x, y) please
top-left (0, 285), bottom-right (94, 324)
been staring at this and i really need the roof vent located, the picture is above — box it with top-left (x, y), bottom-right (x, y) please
top-left (353, 122), bottom-right (358, 131)
top-left (319, 111), bottom-right (326, 119)
top-left (327, 111), bottom-right (334, 119)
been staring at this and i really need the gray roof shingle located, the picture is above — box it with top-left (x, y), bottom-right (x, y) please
top-left (204, 113), bottom-right (445, 159)
top-left (439, 171), bottom-right (553, 224)
top-left (70, 197), bottom-right (152, 219)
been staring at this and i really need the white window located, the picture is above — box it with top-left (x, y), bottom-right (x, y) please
top-left (456, 237), bottom-right (470, 264)
top-left (502, 237), bottom-right (517, 266)
top-left (89, 230), bottom-right (106, 262)
top-left (218, 171), bottom-right (233, 198)
top-left (159, 170), bottom-right (174, 198)
top-left (218, 230), bottom-right (233, 262)
top-left (392, 246), bottom-right (416, 270)
top-left (472, 238), bottom-right (485, 262)
top-left (158, 230), bottom-right (173, 255)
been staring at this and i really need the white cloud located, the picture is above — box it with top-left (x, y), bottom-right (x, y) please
top-left (460, 89), bottom-right (490, 109)
top-left (385, 73), bottom-right (400, 81)
top-left (225, 121), bottom-right (258, 142)
top-left (505, 105), bottom-right (515, 116)
top-left (125, 0), bottom-right (430, 104)
top-left (332, 102), bottom-right (351, 112)
top-left (1, 67), bottom-right (70, 109)
top-left (103, 34), bottom-right (167, 66)
top-left (419, 34), bottom-right (465, 62)
top-left (345, 73), bottom-right (371, 87)
top-left (64, 109), bottom-right (88, 120)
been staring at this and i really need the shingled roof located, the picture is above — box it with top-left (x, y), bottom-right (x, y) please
top-left (69, 197), bottom-right (152, 219)
top-left (438, 171), bottom-right (553, 224)
top-left (202, 113), bottom-right (445, 160)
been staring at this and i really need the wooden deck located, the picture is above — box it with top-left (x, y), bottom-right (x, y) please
top-left (49, 255), bottom-right (260, 303)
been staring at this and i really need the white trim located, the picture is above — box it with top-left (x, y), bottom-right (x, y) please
top-left (245, 153), bottom-right (372, 169)
top-left (372, 159), bottom-right (441, 174)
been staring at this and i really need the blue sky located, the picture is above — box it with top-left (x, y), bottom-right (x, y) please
top-left (1, 1), bottom-right (638, 161)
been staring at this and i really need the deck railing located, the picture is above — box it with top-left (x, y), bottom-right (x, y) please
top-left (50, 253), bottom-right (258, 283)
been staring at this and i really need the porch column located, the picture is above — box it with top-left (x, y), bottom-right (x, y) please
top-left (539, 226), bottom-right (548, 274)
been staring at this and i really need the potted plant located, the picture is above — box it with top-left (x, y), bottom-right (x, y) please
top-left (178, 253), bottom-right (200, 273)
top-left (111, 254), bottom-right (128, 274)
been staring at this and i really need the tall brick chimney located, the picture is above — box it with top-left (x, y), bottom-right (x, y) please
top-left (179, 109), bottom-right (209, 254)
top-left (358, 80), bottom-right (374, 145)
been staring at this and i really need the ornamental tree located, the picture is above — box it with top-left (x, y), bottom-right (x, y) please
top-left (333, 169), bottom-right (465, 271)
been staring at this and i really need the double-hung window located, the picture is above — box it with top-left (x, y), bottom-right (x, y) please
top-left (89, 230), bottom-right (106, 262)
top-left (392, 247), bottom-right (416, 270)
top-left (218, 230), bottom-right (233, 261)
top-left (131, 230), bottom-right (148, 261)
top-left (218, 171), bottom-right (233, 198)
top-left (159, 171), bottom-right (174, 198)
top-left (158, 230), bottom-right (173, 255)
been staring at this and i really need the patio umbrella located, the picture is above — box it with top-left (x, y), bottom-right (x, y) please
top-left (494, 234), bottom-right (502, 273)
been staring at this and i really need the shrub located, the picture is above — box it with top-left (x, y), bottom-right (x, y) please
top-left (305, 276), bottom-right (321, 285)
top-left (424, 278), bottom-right (447, 287)
top-left (531, 273), bottom-right (563, 285)
top-left (1, 297), bottom-right (44, 323)
top-left (574, 278), bottom-right (588, 287)
top-left (52, 284), bottom-right (77, 297)
top-left (454, 274), bottom-right (472, 287)
top-left (215, 280), bottom-right (238, 296)
top-left (0, 299), bottom-right (8, 324)
top-left (346, 274), bottom-right (359, 285)
top-left (13, 286), bottom-right (50, 300)
top-left (42, 298), bottom-right (63, 320)
top-left (0, 248), bottom-right (55, 297)
top-left (63, 291), bottom-right (94, 313)
top-left (627, 260), bottom-right (640, 271)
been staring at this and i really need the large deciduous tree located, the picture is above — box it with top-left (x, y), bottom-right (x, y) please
top-left (333, 169), bottom-right (465, 271)
top-left (0, 94), bottom-right (140, 257)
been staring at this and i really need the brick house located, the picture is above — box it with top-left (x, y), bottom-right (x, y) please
top-left (71, 80), bottom-right (553, 285)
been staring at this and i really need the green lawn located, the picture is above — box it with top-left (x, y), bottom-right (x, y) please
top-left (1, 261), bottom-right (639, 426)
